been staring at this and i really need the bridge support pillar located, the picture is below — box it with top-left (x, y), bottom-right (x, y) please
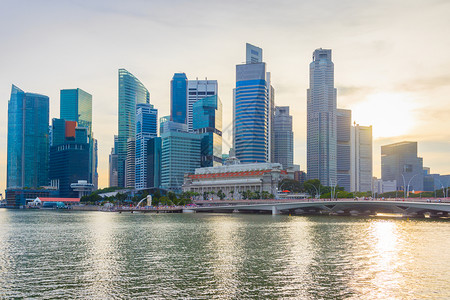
top-left (272, 206), bottom-right (279, 215)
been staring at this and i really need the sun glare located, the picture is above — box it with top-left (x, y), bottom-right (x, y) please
top-left (351, 92), bottom-right (419, 138)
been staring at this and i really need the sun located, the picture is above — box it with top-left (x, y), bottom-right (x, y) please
top-left (351, 92), bottom-right (419, 138)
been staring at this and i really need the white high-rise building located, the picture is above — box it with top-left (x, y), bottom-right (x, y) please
top-left (307, 48), bottom-right (337, 186)
top-left (351, 124), bottom-right (373, 192)
top-left (187, 79), bottom-right (217, 132)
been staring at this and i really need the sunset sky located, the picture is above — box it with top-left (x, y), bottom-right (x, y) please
top-left (1, 0), bottom-right (450, 192)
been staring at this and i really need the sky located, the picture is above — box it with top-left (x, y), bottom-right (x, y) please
top-left (1, 0), bottom-right (450, 193)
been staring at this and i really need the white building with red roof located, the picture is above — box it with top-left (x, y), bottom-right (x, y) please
top-left (183, 163), bottom-right (291, 200)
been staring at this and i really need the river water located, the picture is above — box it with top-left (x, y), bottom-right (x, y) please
top-left (0, 209), bottom-right (449, 299)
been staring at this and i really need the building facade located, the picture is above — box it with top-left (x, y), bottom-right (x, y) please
top-left (273, 106), bottom-right (293, 169)
top-left (336, 109), bottom-right (351, 191)
top-left (49, 119), bottom-right (90, 198)
top-left (161, 131), bottom-right (201, 192)
top-left (351, 124), bottom-right (373, 192)
top-left (187, 79), bottom-right (218, 132)
top-left (170, 73), bottom-right (188, 124)
top-left (183, 163), bottom-right (288, 200)
top-left (7, 85), bottom-right (49, 190)
top-left (125, 138), bottom-right (136, 188)
top-left (234, 43), bottom-right (271, 163)
top-left (109, 135), bottom-right (118, 187)
top-left (147, 137), bottom-right (162, 189)
top-left (60, 88), bottom-right (97, 188)
top-left (193, 95), bottom-right (223, 167)
top-left (117, 69), bottom-right (150, 187)
top-left (381, 141), bottom-right (424, 192)
top-left (307, 48), bottom-right (337, 187)
top-left (135, 103), bottom-right (158, 189)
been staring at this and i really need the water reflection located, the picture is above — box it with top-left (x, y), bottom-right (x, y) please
top-left (83, 212), bottom-right (120, 298)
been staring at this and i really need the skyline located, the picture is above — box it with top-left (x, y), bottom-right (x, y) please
top-left (1, 0), bottom-right (450, 193)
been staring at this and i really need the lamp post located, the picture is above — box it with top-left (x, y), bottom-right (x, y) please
top-left (402, 173), bottom-right (418, 198)
top-left (305, 182), bottom-right (320, 199)
top-left (330, 179), bottom-right (341, 201)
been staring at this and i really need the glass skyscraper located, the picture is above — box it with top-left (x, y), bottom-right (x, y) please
top-left (337, 108), bottom-right (351, 191)
top-left (161, 131), bottom-right (201, 192)
top-left (170, 73), bottom-right (188, 124)
top-left (117, 69), bottom-right (150, 187)
top-left (193, 95), bottom-right (223, 167)
top-left (307, 48), bottom-right (337, 186)
top-left (60, 88), bottom-right (96, 186)
top-left (7, 85), bottom-right (49, 189)
top-left (135, 103), bottom-right (158, 189)
top-left (234, 43), bottom-right (271, 164)
top-left (273, 106), bottom-right (293, 169)
top-left (49, 119), bottom-right (90, 198)
top-left (187, 79), bottom-right (218, 132)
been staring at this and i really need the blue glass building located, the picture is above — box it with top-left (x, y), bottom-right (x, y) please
top-left (117, 69), bottom-right (150, 187)
top-left (193, 95), bottom-right (223, 167)
top-left (234, 43), bottom-right (270, 163)
top-left (170, 73), bottom-right (188, 124)
top-left (49, 119), bottom-right (90, 198)
top-left (60, 88), bottom-right (96, 187)
top-left (7, 85), bottom-right (49, 190)
top-left (147, 137), bottom-right (162, 189)
top-left (135, 103), bottom-right (158, 189)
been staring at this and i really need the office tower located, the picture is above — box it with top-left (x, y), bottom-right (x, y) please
top-left (336, 109), bottom-right (351, 191)
top-left (170, 73), bottom-right (188, 124)
top-left (381, 141), bottom-right (424, 192)
top-left (234, 43), bottom-right (271, 163)
top-left (307, 48), bottom-right (337, 187)
top-left (49, 119), bottom-right (90, 198)
top-left (268, 74), bottom-right (275, 163)
top-left (117, 69), bottom-right (150, 187)
top-left (147, 137), bottom-right (162, 189)
top-left (193, 95), bottom-right (223, 167)
top-left (350, 124), bottom-right (373, 192)
top-left (273, 106), bottom-right (293, 169)
top-left (187, 79), bottom-right (218, 132)
top-left (60, 88), bottom-right (96, 186)
top-left (135, 103), bottom-right (158, 189)
top-left (7, 85), bottom-right (49, 189)
top-left (109, 135), bottom-right (118, 187)
top-left (161, 131), bottom-right (201, 192)
top-left (125, 138), bottom-right (136, 188)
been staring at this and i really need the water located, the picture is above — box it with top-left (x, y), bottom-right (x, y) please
top-left (0, 210), bottom-right (449, 299)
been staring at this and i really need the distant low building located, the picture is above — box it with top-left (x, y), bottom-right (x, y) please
top-left (372, 178), bottom-right (397, 194)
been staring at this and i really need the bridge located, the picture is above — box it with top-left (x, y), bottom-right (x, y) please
top-left (187, 199), bottom-right (450, 218)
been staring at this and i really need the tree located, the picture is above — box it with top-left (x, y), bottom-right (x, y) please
top-left (278, 179), bottom-right (303, 193)
top-left (304, 179), bottom-right (323, 198)
top-left (217, 190), bottom-right (226, 200)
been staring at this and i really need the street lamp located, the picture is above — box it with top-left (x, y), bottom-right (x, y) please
top-left (402, 173), bottom-right (418, 199)
top-left (305, 182), bottom-right (320, 199)
top-left (330, 179), bottom-right (341, 201)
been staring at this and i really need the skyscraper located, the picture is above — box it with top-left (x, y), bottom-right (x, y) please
top-left (7, 85), bottom-right (49, 189)
top-left (109, 135), bottom-right (118, 187)
top-left (336, 109), bottom-right (351, 191)
top-left (49, 119), bottom-right (89, 198)
top-left (381, 141), bottom-right (424, 192)
top-left (125, 138), bottom-right (136, 188)
top-left (307, 48), bottom-right (337, 186)
top-left (187, 79), bottom-right (218, 132)
top-left (170, 73), bottom-right (188, 124)
top-left (350, 124), bottom-right (373, 192)
top-left (117, 69), bottom-right (150, 187)
top-left (161, 131), bottom-right (201, 192)
top-left (135, 103), bottom-right (158, 189)
top-left (273, 106), bottom-right (293, 169)
top-left (60, 88), bottom-right (96, 186)
top-left (234, 43), bottom-right (271, 163)
top-left (193, 95), bottom-right (223, 167)
top-left (147, 137), bottom-right (162, 189)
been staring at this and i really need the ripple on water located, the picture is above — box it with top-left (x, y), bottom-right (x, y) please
top-left (0, 211), bottom-right (449, 299)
